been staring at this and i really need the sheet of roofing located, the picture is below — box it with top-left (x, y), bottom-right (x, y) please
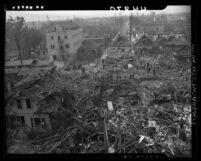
top-left (15, 74), bottom-right (40, 88)
top-left (5, 59), bottom-right (34, 67)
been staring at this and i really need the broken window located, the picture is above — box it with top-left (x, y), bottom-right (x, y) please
top-left (31, 118), bottom-right (47, 128)
top-left (26, 99), bottom-right (31, 109)
top-left (16, 99), bottom-right (22, 109)
top-left (31, 118), bottom-right (34, 127)
top-left (34, 118), bottom-right (41, 127)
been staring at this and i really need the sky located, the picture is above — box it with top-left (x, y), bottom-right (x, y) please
top-left (6, 6), bottom-right (191, 22)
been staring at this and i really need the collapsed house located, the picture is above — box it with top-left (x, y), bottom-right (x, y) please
top-left (5, 64), bottom-right (76, 130)
top-left (5, 68), bottom-right (55, 129)
top-left (134, 35), bottom-right (155, 52)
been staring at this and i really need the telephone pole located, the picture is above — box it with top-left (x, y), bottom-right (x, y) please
top-left (130, 13), bottom-right (132, 48)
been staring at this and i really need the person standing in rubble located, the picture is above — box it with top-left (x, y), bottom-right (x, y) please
top-left (152, 64), bottom-right (156, 76)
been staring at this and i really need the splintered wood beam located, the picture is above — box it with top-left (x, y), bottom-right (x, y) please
top-left (104, 118), bottom-right (109, 150)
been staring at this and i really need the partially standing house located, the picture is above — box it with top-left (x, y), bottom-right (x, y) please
top-left (76, 38), bottom-right (104, 64)
top-left (45, 21), bottom-right (83, 63)
top-left (5, 67), bottom-right (61, 130)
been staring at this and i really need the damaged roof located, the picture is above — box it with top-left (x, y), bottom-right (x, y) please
top-left (12, 67), bottom-right (59, 101)
top-left (112, 36), bottom-right (130, 47)
top-left (81, 39), bottom-right (101, 49)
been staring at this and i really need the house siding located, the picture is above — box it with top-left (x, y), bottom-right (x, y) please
top-left (7, 97), bottom-right (52, 129)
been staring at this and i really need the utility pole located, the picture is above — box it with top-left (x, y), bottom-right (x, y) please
top-left (130, 13), bottom-right (132, 49)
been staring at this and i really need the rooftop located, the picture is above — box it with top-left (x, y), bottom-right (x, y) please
top-left (13, 67), bottom-right (59, 101)
top-left (134, 35), bottom-right (154, 47)
top-left (47, 21), bottom-right (80, 33)
top-left (81, 39), bottom-right (101, 49)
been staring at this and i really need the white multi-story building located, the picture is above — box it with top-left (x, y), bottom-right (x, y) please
top-left (46, 23), bottom-right (83, 62)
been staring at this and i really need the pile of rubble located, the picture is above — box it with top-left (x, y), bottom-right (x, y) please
top-left (19, 50), bottom-right (191, 157)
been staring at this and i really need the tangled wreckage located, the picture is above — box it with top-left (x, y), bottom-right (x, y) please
top-left (6, 41), bottom-right (191, 157)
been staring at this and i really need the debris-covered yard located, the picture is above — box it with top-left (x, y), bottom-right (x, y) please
top-left (7, 46), bottom-right (191, 157)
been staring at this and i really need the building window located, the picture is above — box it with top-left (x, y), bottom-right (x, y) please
top-left (31, 118), bottom-right (47, 128)
top-left (16, 99), bottom-right (22, 109)
top-left (65, 44), bottom-right (69, 48)
top-left (43, 51), bottom-right (45, 55)
top-left (26, 99), bottom-right (31, 109)
top-left (60, 46), bottom-right (63, 50)
top-left (34, 118), bottom-right (41, 127)
top-left (58, 36), bottom-right (60, 41)
top-left (51, 36), bottom-right (54, 40)
top-left (16, 116), bottom-right (21, 122)
top-left (51, 45), bottom-right (55, 49)
top-left (31, 118), bottom-right (34, 127)
top-left (65, 35), bottom-right (67, 39)
top-left (53, 55), bottom-right (57, 61)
